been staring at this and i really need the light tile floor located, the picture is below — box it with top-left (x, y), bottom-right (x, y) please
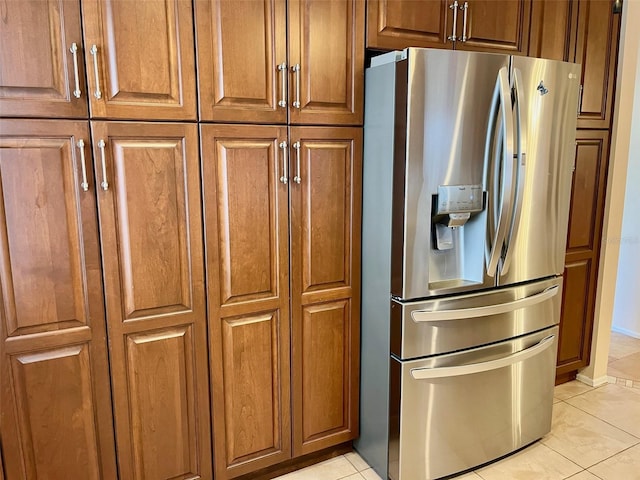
top-left (607, 332), bottom-right (640, 388)
top-left (274, 381), bottom-right (640, 480)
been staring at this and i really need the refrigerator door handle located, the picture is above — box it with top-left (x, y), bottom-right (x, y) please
top-left (411, 284), bottom-right (559, 322)
top-left (410, 334), bottom-right (556, 379)
top-left (485, 67), bottom-right (516, 277)
top-left (502, 68), bottom-right (528, 275)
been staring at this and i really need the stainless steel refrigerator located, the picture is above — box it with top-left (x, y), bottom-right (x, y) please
top-left (356, 48), bottom-right (580, 480)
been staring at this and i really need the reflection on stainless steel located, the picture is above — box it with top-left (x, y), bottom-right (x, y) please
top-left (356, 48), bottom-right (580, 480)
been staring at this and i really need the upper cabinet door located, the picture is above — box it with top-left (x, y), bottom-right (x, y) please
top-left (366, 0), bottom-right (453, 50)
top-left (91, 121), bottom-right (212, 480)
top-left (572, 0), bottom-right (621, 129)
top-left (288, 0), bottom-right (365, 126)
top-left (528, 0), bottom-right (573, 61)
top-left (0, 120), bottom-right (116, 480)
top-left (454, 0), bottom-right (532, 54)
top-left (81, 0), bottom-right (197, 120)
top-left (195, 0), bottom-right (288, 123)
top-left (0, 0), bottom-right (88, 118)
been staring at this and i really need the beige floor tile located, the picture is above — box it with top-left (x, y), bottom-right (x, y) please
top-left (566, 472), bottom-right (600, 479)
top-left (361, 467), bottom-right (384, 480)
top-left (474, 443), bottom-right (581, 480)
top-left (340, 474), bottom-right (366, 480)
top-left (345, 452), bottom-right (370, 472)
top-left (608, 351), bottom-right (640, 382)
top-left (453, 472), bottom-right (483, 479)
top-left (565, 383), bottom-right (640, 438)
top-left (553, 380), bottom-right (593, 400)
top-left (608, 332), bottom-right (640, 360)
top-left (274, 456), bottom-right (358, 480)
top-left (588, 443), bottom-right (640, 479)
top-left (540, 402), bottom-right (639, 467)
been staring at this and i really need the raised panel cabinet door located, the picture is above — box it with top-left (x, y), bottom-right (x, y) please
top-left (573, 0), bottom-right (621, 128)
top-left (81, 0), bottom-right (197, 120)
top-left (0, 120), bottom-right (116, 479)
top-left (91, 122), bottom-right (212, 480)
top-left (0, 0), bottom-right (88, 118)
top-left (528, 0), bottom-right (572, 61)
top-left (288, 0), bottom-right (365, 125)
top-left (290, 126), bottom-right (362, 456)
top-left (200, 124), bottom-right (291, 479)
top-left (195, 0), bottom-right (287, 123)
top-left (366, 0), bottom-right (453, 50)
top-left (454, 0), bottom-right (532, 54)
top-left (557, 130), bottom-right (609, 378)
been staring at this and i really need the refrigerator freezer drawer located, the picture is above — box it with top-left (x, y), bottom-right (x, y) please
top-left (388, 327), bottom-right (558, 480)
top-left (392, 277), bottom-right (562, 359)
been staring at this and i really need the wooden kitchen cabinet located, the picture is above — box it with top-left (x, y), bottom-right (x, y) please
top-left (557, 130), bottom-right (610, 379)
top-left (0, 120), bottom-right (117, 480)
top-left (572, 0), bottom-right (621, 129)
top-left (0, 0), bottom-right (88, 118)
top-left (366, 0), bottom-right (531, 54)
top-left (195, 0), bottom-right (364, 126)
top-left (290, 126), bottom-right (362, 456)
top-left (91, 122), bottom-right (212, 480)
top-left (528, 0), bottom-right (573, 61)
top-left (81, 0), bottom-right (197, 120)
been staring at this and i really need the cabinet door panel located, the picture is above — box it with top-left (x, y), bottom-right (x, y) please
top-left (558, 260), bottom-right (592, 369)
top-left (289, 0), bottom-right (365, 125)
top-left (366, 0), bottom-right (451, 50)
top-left (290, 126), bottom-right (361, 456)
top-left (82, 0), bottom-right (197, 120)
top-left (0, 0), bottom-right (87, 118)
top-left (573, 0), bottom-right (621, 128)
top-left (528, 0), bottom-right (572, 61)
top-left (92, 122), bottom-right (211, 480)
top-left (455, 0), bottom-right (532, 54)
top-left (195, 0), bottom-right (287, 123)
top-left (0, 120), bottom-right (116, 480)
top-left (201, 124), bottom-right (291, 479)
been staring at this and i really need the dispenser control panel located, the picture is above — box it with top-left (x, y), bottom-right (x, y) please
top-left (436, 185), bottom-right (483, 215)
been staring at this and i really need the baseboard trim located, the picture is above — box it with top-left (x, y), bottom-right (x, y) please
top-left (576, 373), bottom-right (609, 387)
top-left (611, 325), bottom-right (640, 339)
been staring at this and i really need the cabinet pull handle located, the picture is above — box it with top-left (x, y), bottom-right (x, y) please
top-left (448, 1), bottom-right (459, 42)
top-left (69, 43), bottom-right (81, 98)
top-left (279, 140), bottom-right (288, 184)
top-left (278, 62), bottom-right (287, 107)
top-left (577, 84), bottom-right (583, 116)
top-left (460, 2), bottom-right (469, 42)
top-left (77, 139), bottom-right (89, 191)
top-left (292, 64), bottom-right (301, 109)
top-left (98, 139), bottom-right (109, 190)
top-left (90, 45), bottom-right (102, 99)
top-left (293, 140), bottom-right (301, 183)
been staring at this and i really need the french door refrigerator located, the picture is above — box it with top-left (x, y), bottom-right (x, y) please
top-left (356, 48), bottom-right (580, 480)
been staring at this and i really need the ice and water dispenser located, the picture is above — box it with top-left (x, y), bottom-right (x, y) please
top-left (432, 185), bottom-right (484, 250)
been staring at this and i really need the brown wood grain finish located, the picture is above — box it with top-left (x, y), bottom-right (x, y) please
top-left (201, 124), bottom-right (292, 479)
top-left (528, 0), bottom-right (572, 60)
top-left (81, 0), bottom-right (197, 120)
top-left (195, 0), bottom-right (288, 123)
top-left (572, 0), bottom-right (621, 128)
top-left (92, 121), bottom-right (212, 480)
top-left (288, 0), bottom-right (365, 125)
top-left (455, 0), bottom-right (531, 54)
top-left (0, 120), bottom-right (116, 480)
top-left (0, 0), bottom-right (88, 118)
top-left (366, 0), bottom-right (451, 50)
top-left (290, 126), bottom-right (362, 456)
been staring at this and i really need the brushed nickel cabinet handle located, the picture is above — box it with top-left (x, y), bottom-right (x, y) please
top-left (278, 62), bottom-right (287, 108)
top-left (90, 45), bottom-right (102, 99)
top-left (97, 139), bottom-right (109, 191)
top-left (279, 140), bottom-right (288, 184)
top-left (77, 139), bottom-right (89, 191)
top-left (461, 2), bottom-right (469, 42)
top-left (448, 1), bottom-right (459, 42)
top-left (293, 140), bottom-right (301, 183)
top-left (69, 43), bottom-right (81, 98)
top-left (292, 64), bottom-right (301, 109)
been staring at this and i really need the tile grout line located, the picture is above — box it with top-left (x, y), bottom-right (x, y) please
top-left (581, 443), bottom-right (640, 476)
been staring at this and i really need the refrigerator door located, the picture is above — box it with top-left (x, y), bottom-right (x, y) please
top-left (497, 57), bottom-right (581, 286)
top-left (392, 276), bottom-right (561, 359)
top-left (389, 327), bottom-right (558, 480)
top-left (394, 49), bottom-right (511, 299)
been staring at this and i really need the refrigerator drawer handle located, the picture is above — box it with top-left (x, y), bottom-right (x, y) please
top-left (411, 285), bottom-right (559, 323)
top-left (410, 334), bottom-right (556, 379)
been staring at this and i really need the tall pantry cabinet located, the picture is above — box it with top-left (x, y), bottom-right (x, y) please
top-left (0, 1), bottom-right (364, 480)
